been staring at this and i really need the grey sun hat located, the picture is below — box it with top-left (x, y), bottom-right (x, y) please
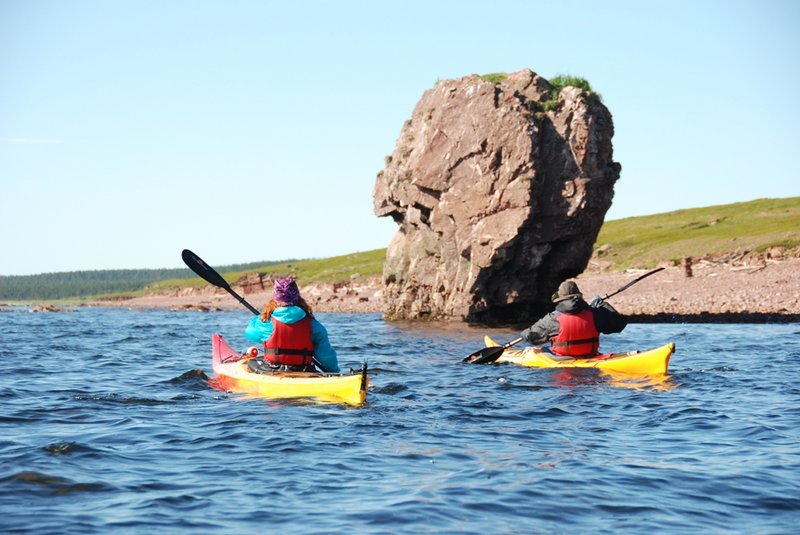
top-left (551, 280), bottom-right (582, 303)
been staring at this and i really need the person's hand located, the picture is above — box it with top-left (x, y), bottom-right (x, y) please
top-left (590, 295), bottom-right (604, 308)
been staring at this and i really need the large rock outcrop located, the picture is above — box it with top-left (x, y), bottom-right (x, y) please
top-left (373, 69), bottom-right (620, 323)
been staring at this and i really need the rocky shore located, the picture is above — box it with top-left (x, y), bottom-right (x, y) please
top-left (91, 257), bottom-right (800, 323)
top-left (574, 257), bottom-right (800, 323)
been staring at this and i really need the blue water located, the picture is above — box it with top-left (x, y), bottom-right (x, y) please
top-left (1, 308), bottom-right (798, 534)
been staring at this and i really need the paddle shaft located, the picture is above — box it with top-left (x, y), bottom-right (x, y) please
top-left (502, 337), bottom-right (524, 349)
top-left (600, 267), bottom-right (664, 301)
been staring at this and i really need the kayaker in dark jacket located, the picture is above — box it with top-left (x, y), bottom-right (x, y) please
top-left (244, 277), bottom-right (340, 373)
top-left (521, 280), bottom-right (627, 357)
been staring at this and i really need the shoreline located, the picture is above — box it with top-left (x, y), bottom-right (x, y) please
top-left (9, 258), bottom-right (800, 323)
top-left (572, 257), bottom-right (800, 322)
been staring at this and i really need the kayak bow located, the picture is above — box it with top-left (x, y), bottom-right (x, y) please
top-left (484, 336), bottom-right (674, 375)
top-left (211, 334), bottom-right (368, 405)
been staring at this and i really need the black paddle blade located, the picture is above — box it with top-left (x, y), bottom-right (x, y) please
top-left (181, 249), bottom-right (230, 290)
top-left (463, 345), bottom-right (506, 365)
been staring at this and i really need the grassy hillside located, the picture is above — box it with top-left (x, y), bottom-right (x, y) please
top-left (595, 197), bottom-right (799, 269)
top-left (2, 197), bottom-right (797, 302)
top-left (147, 249), bottom-right (386, 294)
top-left (136, 196), bottom-right (800, 294)
top-left (0, 259), bottom-right (291, 301)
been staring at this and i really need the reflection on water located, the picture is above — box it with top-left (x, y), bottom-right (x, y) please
top-left (600, 371), bottom-right (676, 391)
top-left (520, 366), bottom-right (678, 392)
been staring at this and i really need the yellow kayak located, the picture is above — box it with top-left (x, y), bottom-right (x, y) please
top-left (484, 336), bottom-right (674, 375)
top-left (211, 334), bottom-right (368, 405)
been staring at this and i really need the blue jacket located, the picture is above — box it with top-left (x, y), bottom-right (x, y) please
top-left (244, 306), bottom-right (340, 373)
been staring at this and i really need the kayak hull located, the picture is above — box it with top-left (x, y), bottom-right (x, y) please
top-left (485, 336), bottom-right (674, 375)
top-left (211, 333), bottom-right (368, 405)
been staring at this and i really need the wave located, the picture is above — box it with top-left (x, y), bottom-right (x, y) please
top-left (4, 470), bottom-right (114, 495)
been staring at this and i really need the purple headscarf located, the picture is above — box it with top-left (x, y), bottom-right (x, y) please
top-left (273, 277), bottom-right (301, 304)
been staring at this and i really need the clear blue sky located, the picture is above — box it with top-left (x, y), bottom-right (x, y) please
top-left (2, 0), bottom-right (798, 275)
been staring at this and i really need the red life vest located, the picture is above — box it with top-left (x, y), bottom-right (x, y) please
top-left (263, 316), bottom-right (314, 367)
top-left (551, 309), bottom-right (600, 357)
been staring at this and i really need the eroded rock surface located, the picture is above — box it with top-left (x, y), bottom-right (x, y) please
top-left (373, 69), bottom-right (620, 323)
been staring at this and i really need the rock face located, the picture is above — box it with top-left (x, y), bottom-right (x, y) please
top-left (373, 69), bottom-right (620, 323)
top-left (234, 272), bottom-right (271, 295)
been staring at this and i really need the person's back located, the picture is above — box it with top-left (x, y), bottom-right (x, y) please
top-left (548, 297), bottom-right (600, 356)
top-left (244, 277), bottom-right (340, 373)
top-left (521, 281), bottom-right (627, 357)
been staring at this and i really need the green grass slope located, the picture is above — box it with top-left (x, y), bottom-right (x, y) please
top-left (161, 197), bottom-right (797, 290)
top-left (146, 249), bottom-right (386, 294)
top-left (3, 198), bottom-right (797, 302)
top-left (595, 197), bottom-right (800, 269)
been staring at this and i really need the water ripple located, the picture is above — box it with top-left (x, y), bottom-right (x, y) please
top-left (5, 471), bottom-right (115, 495)
top-left (0, 310), bottom-right (797, 534)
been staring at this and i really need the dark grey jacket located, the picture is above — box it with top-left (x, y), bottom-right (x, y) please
top-left (521, 296), bottom-right (627, 347)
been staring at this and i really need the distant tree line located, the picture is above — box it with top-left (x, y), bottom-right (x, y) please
top-left (0, 260), bottom-right (285, 300)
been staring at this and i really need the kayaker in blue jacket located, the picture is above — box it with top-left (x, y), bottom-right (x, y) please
top-left (244, 277), bottom-right (340, 373)
top-left (521, 280), bottom-right (627, 357)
